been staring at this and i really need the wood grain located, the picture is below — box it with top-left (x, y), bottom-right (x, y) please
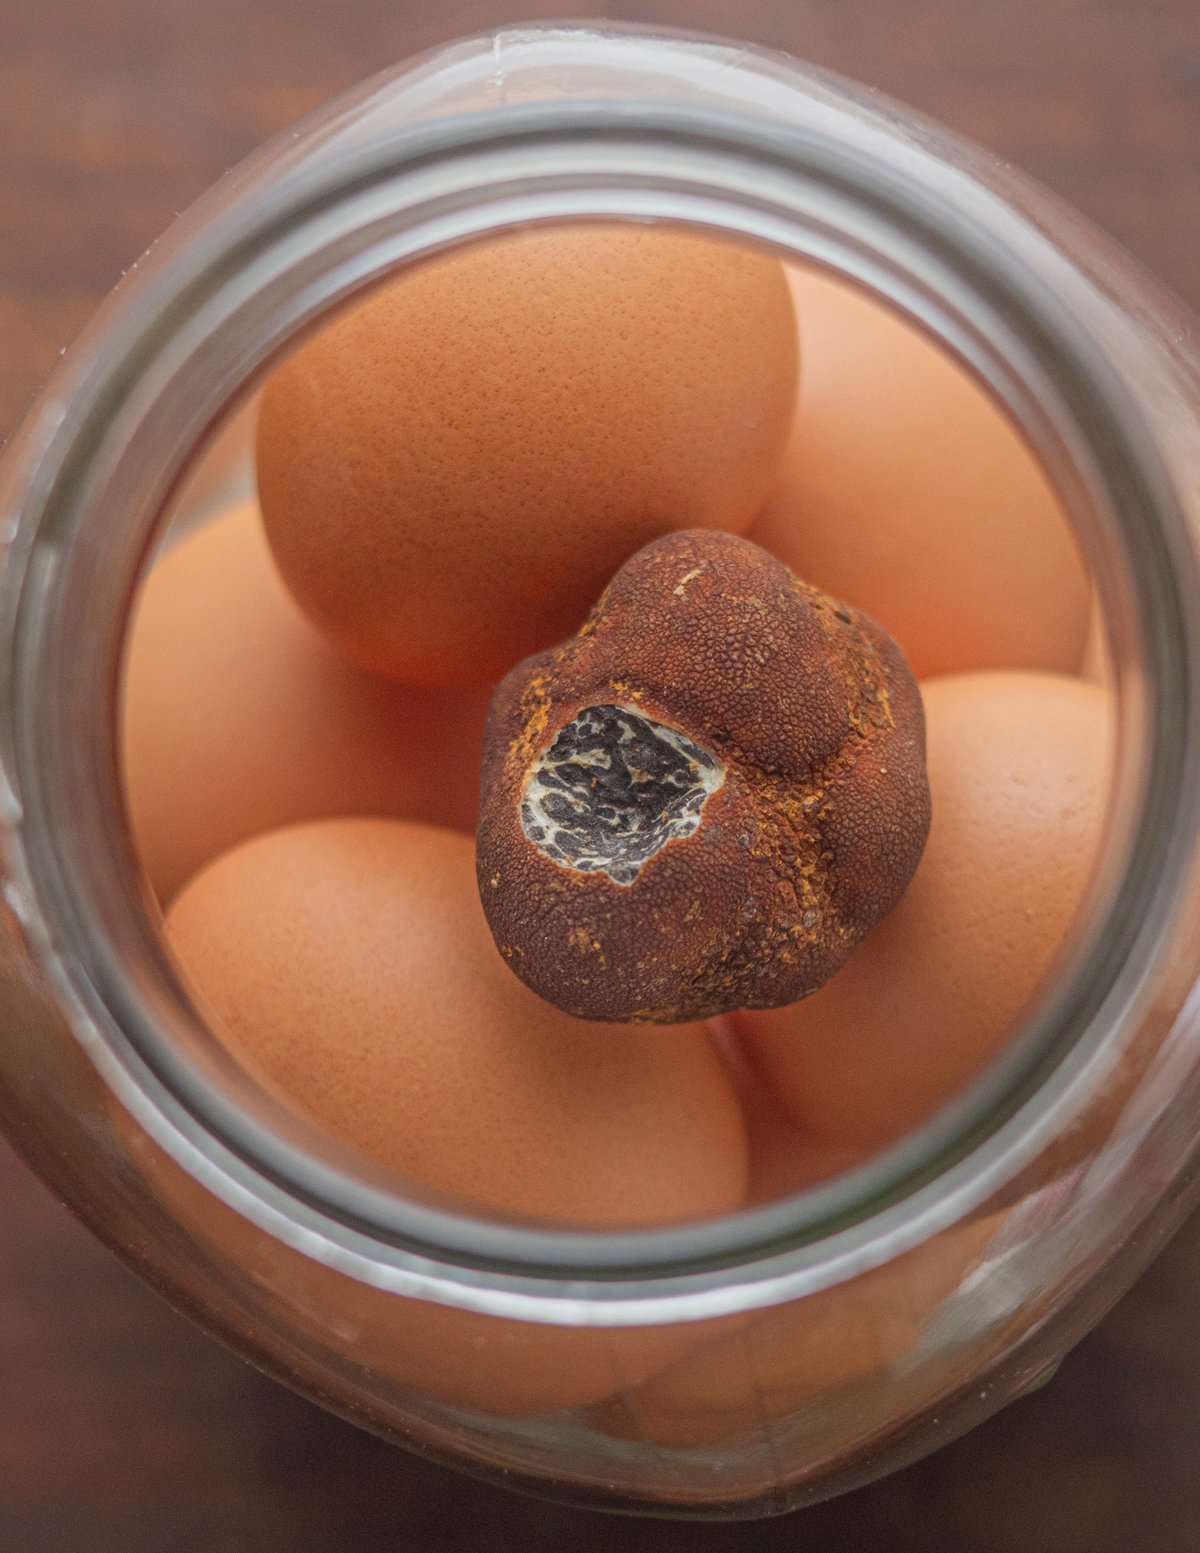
top-left (1, 1), bottom-right (1198, 1548)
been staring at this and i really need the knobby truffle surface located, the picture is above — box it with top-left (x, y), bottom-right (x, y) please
top-left (476, 530), bottom-right (931, 1023)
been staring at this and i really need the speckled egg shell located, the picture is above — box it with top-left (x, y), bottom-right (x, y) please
top-left (257, 224), bottom-right (799, 687)
top-left (166, 819), bottom-right (749, 1228)
top-left (750, 266), bottom-right (1090, 679)
top-left (122, 503), bottom-right (490, 903)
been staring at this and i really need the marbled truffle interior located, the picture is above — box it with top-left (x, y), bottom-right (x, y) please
top-left (520, 704), bottom-right (726, 886)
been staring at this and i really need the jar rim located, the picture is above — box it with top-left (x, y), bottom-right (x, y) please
top-left (3, 85), bottom-right (1196, 1322)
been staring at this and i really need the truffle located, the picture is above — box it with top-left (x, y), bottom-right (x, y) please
top-left (476, 530), bottom-right (931, 1024)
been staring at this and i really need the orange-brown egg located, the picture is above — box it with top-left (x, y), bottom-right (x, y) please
top-left (166, 819), bottom-right (749, 1227)
top-left (737, 673), bottom-right (1112, 1151)
top-left (740, 1088), bottom-right (867, 1207)
top-left (708, 1020), bottom-right (867, 1206)
top-left (256, 225), bottom-right (798, 686)
top-left (116, 1113), bottom-right (743, 1419)
top-left (121, 503), bottom-right (490, 903)
top-left (591, 1213), bottom-right (1003, 1450)
top-left (750, 267), bottom-right (1090, 678)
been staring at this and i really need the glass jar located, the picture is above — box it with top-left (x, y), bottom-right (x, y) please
top-left (0, 22), bottom-right (1197, 1519)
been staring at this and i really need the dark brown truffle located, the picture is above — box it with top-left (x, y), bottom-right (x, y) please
top-left (476, 530), bottom-right (930, 1023)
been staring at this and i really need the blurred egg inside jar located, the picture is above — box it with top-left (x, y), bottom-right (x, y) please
top-left (117, 224), bottom-right (1116, 1428)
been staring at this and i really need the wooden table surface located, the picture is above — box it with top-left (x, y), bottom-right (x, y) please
top-left (1, 1), bottom-right (1198, 1548)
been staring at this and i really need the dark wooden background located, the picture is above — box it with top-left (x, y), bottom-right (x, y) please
top-left (1, 2), bottom-right (1197, 1548)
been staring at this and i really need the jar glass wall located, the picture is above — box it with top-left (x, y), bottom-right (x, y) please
top-left (0, 23), bottom-right (1197, 1517)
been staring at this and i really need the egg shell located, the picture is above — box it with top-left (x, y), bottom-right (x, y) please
top-left (115, 1118), bottom-right (742, 1419)
top-left (707, 1019), bottom-right (868, 1206)
top-left (590, 1213), bottom-right (1002, 1450)
top-left (741, 1080), bottom-right (868, 1207)
top-left (256, 224), bottom-right (798, 686)
top-left (738, 672), bottom-right (1112, 1151)
top-left (122, 503), bottom-right (490, 903)
top-left (750, 267), bottom-right (1090, 679)
top-left (165, 819), bottom-right (749, 1227)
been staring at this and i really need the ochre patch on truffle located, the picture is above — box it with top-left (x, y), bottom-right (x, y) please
top-left (476, 530), bottom-right (931, 1023)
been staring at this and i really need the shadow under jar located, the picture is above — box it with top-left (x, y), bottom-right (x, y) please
top-left (0, 22), bottom-right (1198, 1519)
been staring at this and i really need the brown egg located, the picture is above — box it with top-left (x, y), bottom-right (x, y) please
top-left (121, 503), bottom-right (490, 903)
top-left (739, 1077), bottom-right (867, 1207)
top-left (116, 1114), bottom-right (743, 1419)
top-left (707, 1020), bottom-right (866, 1206)
top-left (165, 819), bottom-right (749, 1227)
top-left (591, 1213), bottom-right (1002, 1450)
top-left (750, 267), bottom-right (1090, 678)
top-left (256, 224), bottom-right (798, 686)
top-left (737, 673), bottom-right (1112, 1150)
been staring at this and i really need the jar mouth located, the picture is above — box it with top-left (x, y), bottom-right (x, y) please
top-left (3, 93), bottom-right (1197, 1318)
